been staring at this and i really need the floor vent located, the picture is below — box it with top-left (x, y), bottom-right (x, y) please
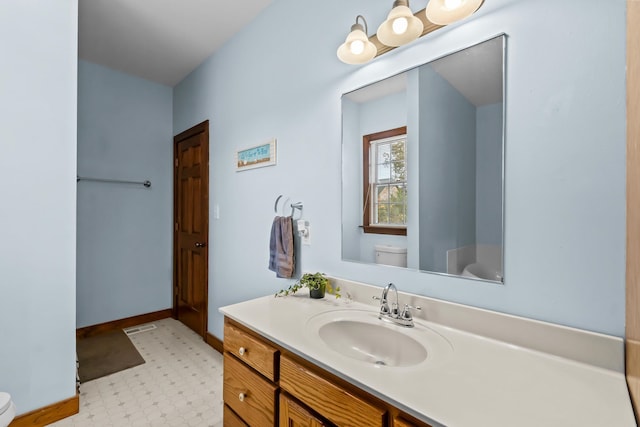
top-left (123, 324), bottom-right (157, 336)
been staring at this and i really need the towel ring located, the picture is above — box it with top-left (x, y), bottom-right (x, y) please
top-left (290, 202), bottom-right (303, 219)
top-left (274, 195), bottom-right (303, 218)
top-left (274, 195), bottom-right (284, 214)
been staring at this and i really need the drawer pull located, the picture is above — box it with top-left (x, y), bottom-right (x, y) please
top-left (238, 392), bottom-right (247, 402)
top-left (239, 347), bottom-right (246, 356)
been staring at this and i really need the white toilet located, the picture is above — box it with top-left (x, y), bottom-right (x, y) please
top-left (374, 245), bottom-right (407, 267)
top-left (0, 392), bottom-right (16, 427)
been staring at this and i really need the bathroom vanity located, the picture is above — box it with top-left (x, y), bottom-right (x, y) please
top-left (223, 317), bottom-right (427, 427)
top-left (220, 277), bottom-right (636, 426)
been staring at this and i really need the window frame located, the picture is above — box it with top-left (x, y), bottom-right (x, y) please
top-left (362, 126), bottom-right (407, 236)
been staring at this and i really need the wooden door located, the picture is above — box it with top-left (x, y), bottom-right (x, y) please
top-left (173, 121), bottom-right (209, 337)
top-left (279, 394), bottom-right (326, 427)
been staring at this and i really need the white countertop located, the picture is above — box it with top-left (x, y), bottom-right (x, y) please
top-left (220, 293), bottom-right (636, 427)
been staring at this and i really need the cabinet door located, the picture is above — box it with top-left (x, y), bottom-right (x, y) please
top-left (280, 394), bottom-right (326, 427)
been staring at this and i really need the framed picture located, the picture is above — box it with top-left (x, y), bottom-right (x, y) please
top-left (235, 138), bottom-right (277, 171)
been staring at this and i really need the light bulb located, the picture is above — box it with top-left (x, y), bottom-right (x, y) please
top-left (350, 40), bottom-right (365, 55)
top-left (444, 0), bottom-right (463, 9)
top-left (392, 17), bottom-right (409, 34)
top-left (337, 16), bottom-right (377, 64)
top-left (426, 0), bottom-right (483, 25)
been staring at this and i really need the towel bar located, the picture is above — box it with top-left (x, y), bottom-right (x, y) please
top-left (77, 176), bottom-right (151, 188)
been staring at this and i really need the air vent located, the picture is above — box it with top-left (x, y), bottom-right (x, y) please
top-left (123, 324), bottom-right (157, 336)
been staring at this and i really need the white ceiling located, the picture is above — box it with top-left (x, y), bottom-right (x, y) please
top-left (79, 0), bottom-right (273, 87)
top-left (431, 36), bottom-right (503, 106)
top-left (344, 73), bottom-right (408, 104)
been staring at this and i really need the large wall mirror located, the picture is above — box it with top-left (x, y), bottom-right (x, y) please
top-left (341, 35), bottom-right (505, 284)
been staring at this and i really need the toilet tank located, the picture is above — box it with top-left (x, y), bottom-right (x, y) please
top-left (374, 245), bottom-right (407, 267)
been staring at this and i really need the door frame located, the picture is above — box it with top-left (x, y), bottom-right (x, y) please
top-left (172, 120), bottom-right (210, 338)
top-left (627, 0), bottom-right (640, 420)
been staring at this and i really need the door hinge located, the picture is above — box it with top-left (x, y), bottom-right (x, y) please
top-left (175, 222), bottom-right (179, 231)
top-left (175, 158), bottom-right (179, 167)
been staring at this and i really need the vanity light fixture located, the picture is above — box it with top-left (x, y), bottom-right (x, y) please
top-left (425, 0), bottom-right (484, 25)
top-left (338, 0), bottom-right (485, 65)
top-left (337, 15), bottom-right (377, 65)
top-left (377, 0), bottom-right (424, 47)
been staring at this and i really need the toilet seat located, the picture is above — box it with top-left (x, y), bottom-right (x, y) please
top-left (0, 393), bottom-right (10, 415)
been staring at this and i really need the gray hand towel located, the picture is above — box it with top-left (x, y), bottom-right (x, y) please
top-left (268, 216), bottom-right (280, 273)
top-left (268, 216), bottom-right (295, 278)
top-left (277, 216), bottom-right (294, 278)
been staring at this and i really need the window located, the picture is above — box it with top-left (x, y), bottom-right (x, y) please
top-left (362, 126), bottom-right (407, 235)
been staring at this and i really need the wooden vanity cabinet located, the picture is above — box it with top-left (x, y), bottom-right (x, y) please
top-left (223, 317), bottom-right (433, 427)
top-left (223, 318), bottom-right (279, 426)
top-left (280, 355), bottom-right (386, 427)
top-left (224, 353), bottom-right (278, 425)
top-left (392, 416), bottom-right (431, 427)
top-left (224, 405), bottom-right (249, 427)
top-left (280, 393), bottom-right (328, 427)
top-left (225, 320), bottom-right (278, 380)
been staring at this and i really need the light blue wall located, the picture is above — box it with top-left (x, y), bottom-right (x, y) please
top-left (341, 98), bottom-right (361, 261)
top-left (77, 60), bottom-right (173, 328)
top-left (476, 102), bottom-right (504, 245)
top-left (356, 91), bottom-right (408, 263)
top-left (406, 69), bottom-right (421, 270)
top-left (0, 0), bottom-right (78, 414)
top-left (358, 91), bottom-right (407, 134)
top-left (174, 0), bottom-right (626, 338)
top-left (418, 65), bottom-right (476, 272)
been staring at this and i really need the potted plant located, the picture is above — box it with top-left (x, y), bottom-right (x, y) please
top-left (275, 272), bottom-right (340, 299)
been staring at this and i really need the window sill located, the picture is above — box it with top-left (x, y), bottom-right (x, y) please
top-left (362, 225), bottom-right (407, 236)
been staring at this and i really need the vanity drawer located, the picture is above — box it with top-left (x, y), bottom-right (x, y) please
top-left (224, 404), bottom-right (248, 427)
top-left (225, 319), bottom-right (278, 381)
top-left (224, 353), bottom-right (277, 426)
top-left (393, 416), bottom-right (433, 427)
top-left (280, 355), bottom-right (386, 427)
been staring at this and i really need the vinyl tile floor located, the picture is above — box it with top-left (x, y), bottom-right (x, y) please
top-left (49, 318), bottom-right (224, 427)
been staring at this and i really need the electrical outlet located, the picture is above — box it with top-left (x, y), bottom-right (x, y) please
top-left (302, 225), bottom-right (311, 245)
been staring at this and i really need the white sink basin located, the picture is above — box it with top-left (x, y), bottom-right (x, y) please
top-left (318, 319), bottom-right (427, 367)
top-left (305, 309), bottom-right (453, 368)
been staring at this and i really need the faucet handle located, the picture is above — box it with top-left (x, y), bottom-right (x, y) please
top-left (380, 303), bottom-right (391, 315)
top-left (372, 296), bottom-right (391, 315)
top-left (400, 304), bottom-right (422, 320)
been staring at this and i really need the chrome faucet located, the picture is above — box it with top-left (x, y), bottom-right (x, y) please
top-left (373, 283), bottom-right (421, 327)
top-left (381, 283), bottom-right (399, 317)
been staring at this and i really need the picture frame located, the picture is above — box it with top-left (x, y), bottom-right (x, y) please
top-left (235, 138), bottom-right (277, 171)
